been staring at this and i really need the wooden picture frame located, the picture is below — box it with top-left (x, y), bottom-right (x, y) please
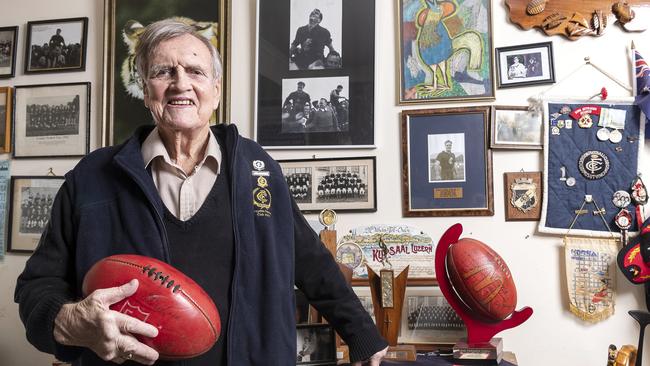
top-left (0, 26), bottom-right (18, 78)
top-left (504, 171), bottom-right (542, 221)
top-left (255, 0), bottom-right (376, 149)
top-left (102, 0), bottom-right (231, 146)
top-left (24, 18), bottom-right (88, 74)
top-left (397, 0), bottom-right (495, 104)
top-left (7, 176), bottom-right (65, 253)
top-left (401, 107), bottom-right (493, 217)
top-left (296, 323), bottom-right (337, 365)
top-left (495, 41), bottom-right (555, 89)
top-left (0, 86), bottom-right (11, 152)
top-left (13, 82), bottom-right (90, 158)
top-left (278, 156), bottom-right (376, 213)
top-left (491, 105), bottom-right (543, 149)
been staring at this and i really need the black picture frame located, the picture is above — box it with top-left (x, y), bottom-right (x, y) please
top-left (13, 82), bottom-right (91, 158)
top-left (255, 0), bottom-right (375, 149)
top-left (495, 41), bottom-right (555, 89)
top-left (24, 17), bottom-right (88, 74)
top-left (0, 26), bottom-right (18, 78)
top-left (7, 175), bottom-right (65, 253)
top-left (278, 156), bottom-right (377, 213)
top-left (296, 324), bottom-right (337, 365)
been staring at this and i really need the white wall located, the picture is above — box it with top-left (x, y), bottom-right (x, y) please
top-left (1, 0), bottom-right (649, 365)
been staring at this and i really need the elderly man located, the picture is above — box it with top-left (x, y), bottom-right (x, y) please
top-left (290, 8), bottom-right (337, 70)
top-left (14, 19), bottom-right (387, 366)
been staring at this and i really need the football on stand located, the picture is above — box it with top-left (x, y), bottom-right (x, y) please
top-left (82, 254), bottom-right (220, 360)
top-left (446, 238), bottom-right (517, 322)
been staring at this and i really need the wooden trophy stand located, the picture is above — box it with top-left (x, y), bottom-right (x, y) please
top-left (367, 266), bottom-right (417, 361)
top-left (435, 224), bottom-right (533, 365)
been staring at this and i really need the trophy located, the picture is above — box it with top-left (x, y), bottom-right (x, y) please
top-left (435, 224), bottom-right (533, 365)
top-left (366, 235), bottom-right (417, 361)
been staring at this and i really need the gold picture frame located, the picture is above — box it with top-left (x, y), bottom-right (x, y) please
top-left (0, 86), bottom-right (11, 152)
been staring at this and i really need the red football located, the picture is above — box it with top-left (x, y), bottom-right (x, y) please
top-left (446, 238), bottom-right (517, 322)
top-left (82, 254), bottom-right (220, 360)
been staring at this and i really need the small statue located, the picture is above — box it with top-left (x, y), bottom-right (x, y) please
top-left (607, 344), bottom-right (617, 366)
top-left (377, 234), bottom-right (392, 269)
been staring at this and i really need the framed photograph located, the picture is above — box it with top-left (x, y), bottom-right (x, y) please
top-left (0, 86), bottom-right (11, 152)
top-left (0, 26), bottom-right (18, 78)
top-left (401, 107), bottom-right (493, 217)
top-left (495, 41), bottom-right (555, 88)
top-left (491, 105), bottom-right (543, 149)
top-left (255, 0), bottom-right (375, 149)
top-left (102, 0), bottom-right (231, 146)
top-left (504, 171), bottom-right (542, 221)
top-left (278, 156), bottom-right (376, 213)
top-left (397, 0), bottom-right (495, 104)
top-left (296, 324), bottom-right (337, 365)
top-left (24, 18), bottom-right (88, 74)
top-left (7, 176), bottom-right (65, 253)
top-left (13, 82), bottom-right (90, 158)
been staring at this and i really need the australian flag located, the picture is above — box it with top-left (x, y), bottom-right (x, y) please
top-left (635, 49), bottom-right (650, 133)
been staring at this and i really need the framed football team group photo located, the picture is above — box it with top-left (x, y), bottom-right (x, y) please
top-left (24, 17), bottom-right (88, 74)
top-left (255, 0), bottom-right (376, 148)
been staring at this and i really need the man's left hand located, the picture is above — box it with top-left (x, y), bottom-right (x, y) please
top-left (352, 346), bottom-right (388, 366)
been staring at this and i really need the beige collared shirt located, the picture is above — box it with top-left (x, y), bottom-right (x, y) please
top-left (142, 127), bottom-right (222, 221)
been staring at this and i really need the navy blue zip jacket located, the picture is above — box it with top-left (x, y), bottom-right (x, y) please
top-left (14, 124), bottom-right (387, 365)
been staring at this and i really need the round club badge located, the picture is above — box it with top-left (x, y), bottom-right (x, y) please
top-left (612, 190), bottom-right (631, 208)
top-left (566, 177), bottom-right (576, 187)
top-left (578, 150), bottom-right (610, 180)
top-left (596, 128), bottom-right (610, 141)
top-left (609, 129), bottom-right (623, 143)
top-left (319, 208), bottom-right (337, 229)
top-left (336, 241), bottom-right (364, 269)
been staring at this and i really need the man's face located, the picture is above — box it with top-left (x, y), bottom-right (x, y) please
top-left (309, 11), bottom-right (321, 26)
top-left (513, 57), bottom-right (520, 64)
top-left (445, 142), bottom-right (452, 152)
top-left (143, 34), bottom-right (220, 133)
top-left (297, 84), bottom-right (304, 91)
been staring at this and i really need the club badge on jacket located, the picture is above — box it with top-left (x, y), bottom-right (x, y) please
top-left (252, 160), bottom-right (272, 217)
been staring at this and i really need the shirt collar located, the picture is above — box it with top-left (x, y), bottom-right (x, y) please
top-left (141, 127), bottom-right (222, 173)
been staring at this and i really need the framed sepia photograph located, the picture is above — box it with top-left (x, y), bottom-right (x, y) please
top-left (491, 105), bottom-right (543, 149)
top-left (278, 156), bottom-right (376, 213)
top-left (7, 176), bottom-right (65, 253)
top-left (296, 324), bottom-right (337, 365)
top-left (495, 41), bottom-right (555, 88)
top-left (0, 26), bottom-right (18, 78)
top-left (504, 171), bottom-right (542, 221)
top-left (397, 0), bottom-right (495, 104)
top-left (24, 17), bottom-right (88, 74)
top-left (255, 0), bottom-right (375, 149)
top-left (13, 82), bottom-right (90, 158)
top-left (401, 107), bottom-right (493, 217)
top-left (102, 0), bottom-right (231, 146)
top-left (0, 86), bottom-right (11, 152)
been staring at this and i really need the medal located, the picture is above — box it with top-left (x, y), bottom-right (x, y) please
top-left (614, 208), bottom-right (633, 247)
top-left (566, 177), bottom-right (576, 187)
top-left (609, 129), bottom-right (622, 143)
top-left (596, 128), bottom-right (610, 141)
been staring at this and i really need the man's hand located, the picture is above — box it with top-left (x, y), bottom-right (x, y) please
top-left (53, 279), bottom-right (159, 365)
top-left (352, 346), bottom-right (388, 366)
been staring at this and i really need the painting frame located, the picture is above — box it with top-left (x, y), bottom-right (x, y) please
top-left (495, 41), bottom-right (555, 89)
top-left (0, 26), bottom-right (18, 78)
top-left (397, 0), bottom-right (495, 104)
top-left (255, 0), bottom-right (376, 149)
top-left (0, 86), bottom-right (12, 152)
top-left (401, 107), bottom-right (493, 217)
top-left (13, 82), bottom-right (90, 158)
top-left (102, 0), bottom-right (231, 146)
top-left (278, 156), bottom-right (377, 213)
top-left (490, 105), bottom-right (543, 149)
top-left (24, 17), bottom-right (88, 74)
top-left (296, 323), bottom-right (337, 365)
top-left (503, 171), bottom-right (542, 221)
top-left (7, 175), bottom-right (65, 253)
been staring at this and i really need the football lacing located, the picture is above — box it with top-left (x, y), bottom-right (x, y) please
top-left (142, 264), bottom-right (181, 293)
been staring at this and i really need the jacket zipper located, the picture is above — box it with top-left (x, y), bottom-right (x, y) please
top-left (226, 130), bottom-right (240, 364)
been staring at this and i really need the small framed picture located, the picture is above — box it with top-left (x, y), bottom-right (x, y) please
top-left (0, 26), bottom-right (18, 78)
top-left (278, 156), bottom-right (376, 213)
top-left (13, 82), bottom-right (90, 158)
top-left (0, 86), bottom-right (12, 152)
top-left (401, 107), bottom-right (493, 217)
top-left (504, 171), bottom-right (542, 221)
top-left (24, 17), bottom-right (88, 74)
top-left (495, 41), bottom-right (555, 88)
top-left (7, 176), bottom-right (65, 253)
top-left (491, 105), bottom-right (543, 149)
top-left (296, 324), bottom-right (337, 365)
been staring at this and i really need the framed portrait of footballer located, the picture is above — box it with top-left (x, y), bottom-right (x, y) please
top-left (12, 82), bottom-right (90, 158)
top-left (278, 156), bottom-right (376, 213)
top-left (491, 105), bottom-right (543, 149)
top-left (0, 26), bottom-right (18, 78)
top-left (0, 86), bottom-right (11, 152)
top-left (7, 176), bottom-right (65, 253)
top-left (24, 17), bottom-right (88, 74)
top-left (503, 171), bottom-right (542, 221)
top-left (102, 0), bottom-right (231, 146)
top-left (401, 107), bottom-right (493, 217)
top-left (255, 0), bottom-right (376, 149)
top-left (495, 41), bottom-right (555, 89)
